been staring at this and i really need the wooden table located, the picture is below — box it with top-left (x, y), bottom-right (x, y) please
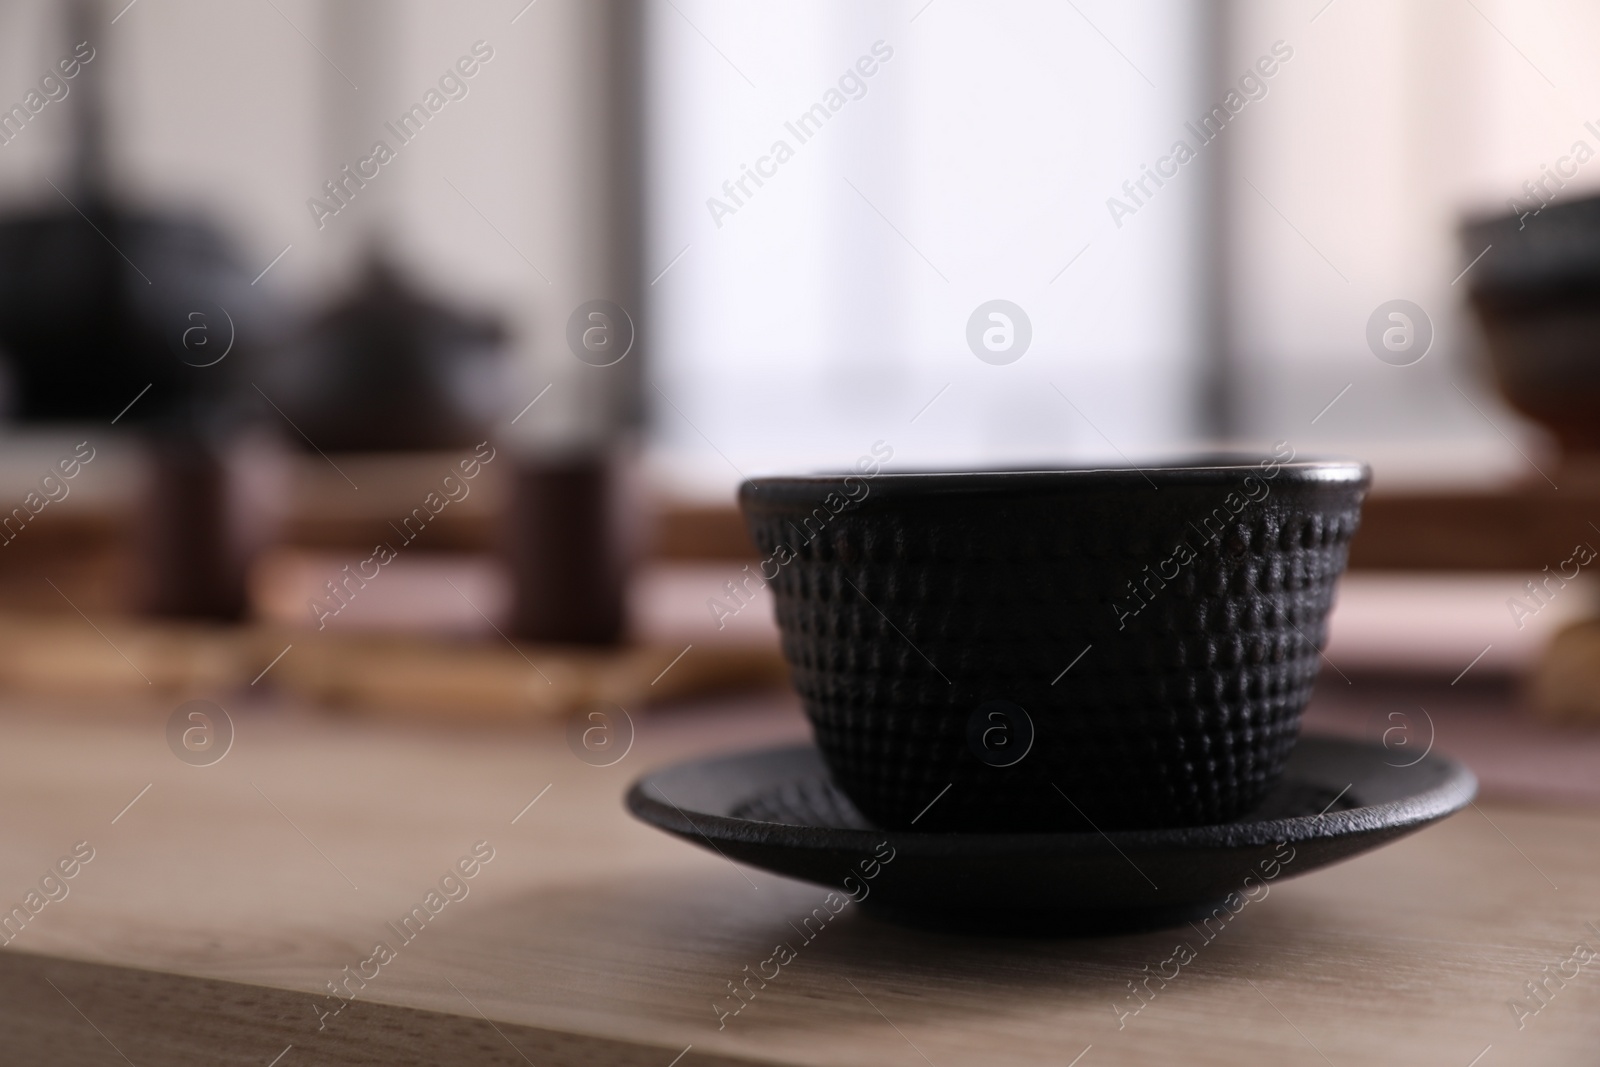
top-left (2, 689), bottom-right (1597, 1066)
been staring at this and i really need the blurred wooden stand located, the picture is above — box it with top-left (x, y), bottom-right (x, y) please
top-left (17, 450), bottom-right (1600, 720)
top-left (19, 449), bottom-right (1600, 588)
top-left (0, 451), bottom-right (783, 717)
top-left (503, 451), bottom-right (634, 645)
top-left (133, 433), bottom-right (286, 620)
top-left (0, 610), bottom-right (783, 722)
top-left (1351, 473), bottom-right (1600, 571)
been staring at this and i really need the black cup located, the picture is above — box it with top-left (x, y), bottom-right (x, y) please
top-left (739, 457), bottom-right (1370, 833)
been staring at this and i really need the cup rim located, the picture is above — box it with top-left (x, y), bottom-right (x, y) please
top-left (741, 455), bottom-right (1370, 501)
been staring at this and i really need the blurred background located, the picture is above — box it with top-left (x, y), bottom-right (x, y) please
top-left (2, 0), bottom-right (1600, 764)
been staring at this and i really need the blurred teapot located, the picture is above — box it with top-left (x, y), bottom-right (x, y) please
top-left (268, 247), bottom-right (508, 452)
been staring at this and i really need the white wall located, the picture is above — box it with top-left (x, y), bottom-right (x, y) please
top-left (645, 0), bottom-right (1207, 487)
top-left (1229, 0), bottom-right (1600, 484)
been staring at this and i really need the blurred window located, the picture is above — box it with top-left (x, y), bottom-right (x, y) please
top-left (645, 0), bottom-right (1206, 484)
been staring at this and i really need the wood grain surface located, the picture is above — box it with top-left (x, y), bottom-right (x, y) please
top-left (0, 689), bottom-right (1596, 1065)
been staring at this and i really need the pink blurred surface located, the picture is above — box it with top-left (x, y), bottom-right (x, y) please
top-left (1304, 677), bottom-right (1600, 808)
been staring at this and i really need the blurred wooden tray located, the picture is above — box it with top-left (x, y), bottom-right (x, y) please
top-left (0, 611), bottom-right (786, 722)
top-left (1352, 481), bottom-right (1597, 570)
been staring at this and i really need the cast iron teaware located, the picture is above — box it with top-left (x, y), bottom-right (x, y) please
top-left (1463, 193), bottom-right (1600, 456)
top-left (737, 457), bottom-right (1370, 832)
top-left (627, 736), bottom-right (1474, 933)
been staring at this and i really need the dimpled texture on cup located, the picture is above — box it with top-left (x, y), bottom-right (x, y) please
top-left (739, 464), bottom-right (1368, 833)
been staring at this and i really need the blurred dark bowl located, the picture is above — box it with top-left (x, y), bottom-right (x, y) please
top-left (738, 458), bottom-right (1370, 833)
top-left (1464, 195), bottom-right (1600, 455)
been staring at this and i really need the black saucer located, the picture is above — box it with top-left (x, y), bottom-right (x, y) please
top-left (625, 736), bottom-right (1476, 934)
